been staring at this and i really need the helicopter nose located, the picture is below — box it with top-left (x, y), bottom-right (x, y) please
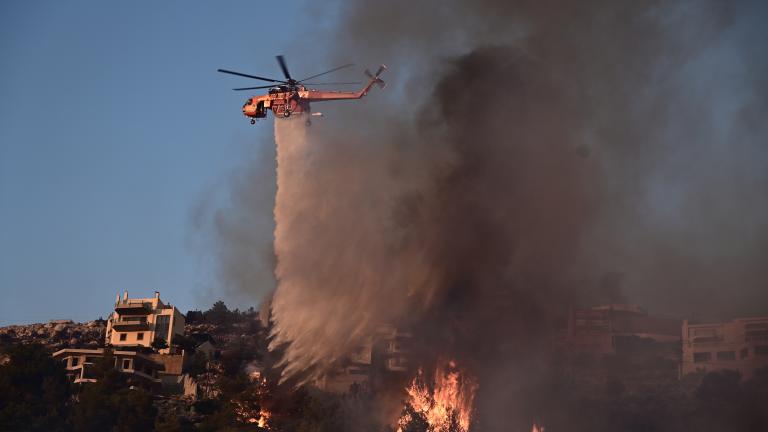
top-left (242, 103), bottom-right (256, 117)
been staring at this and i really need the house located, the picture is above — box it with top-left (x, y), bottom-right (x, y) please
top-left (315, 324), bottom-right (413, 393)
top-left (52, 348), bottom-right (164, 385)
top-left (565, 304), bottom-right (681, 356)
top-left (681, 316), bottom-right (768, 379)
top-left (105, 291), bottom-right (185, 354)
top-left (50, 290), bottom-right (198, 398)
top-left (195, 340), bottom-right (216, 360)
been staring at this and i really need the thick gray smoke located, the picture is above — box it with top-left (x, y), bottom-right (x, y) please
top-left (214, 0), bottom-right (768, 427)
top-left (319, 0), bottom-right (768, 316)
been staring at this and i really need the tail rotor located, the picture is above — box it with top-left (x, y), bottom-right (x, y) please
top-left (365, 64), bottom-right (387, 89)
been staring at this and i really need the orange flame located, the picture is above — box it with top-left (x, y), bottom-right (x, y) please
top-left (397, 359), bottom-right (478, 432)
top-left (257, 408), bottom-right (271, 429)
top-left (234, 372), bottom-right (271, 429)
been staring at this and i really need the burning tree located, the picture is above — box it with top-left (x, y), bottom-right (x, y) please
top-left (397, 360), bottom-right (478, 432)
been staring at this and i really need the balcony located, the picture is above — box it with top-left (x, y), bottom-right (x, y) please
top-left (115, 300), bottom-right (152, 315)
top-left (691, 335), bottom-right (724, 344)
top-left (112, 316), bottom-right (150, 331)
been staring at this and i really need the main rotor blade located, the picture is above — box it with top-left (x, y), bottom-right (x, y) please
top-left (298, 63), bottom-right (354, 83)
top-left (233, 85), bottom-right (277, 91)
top-left (301, 82), bottom-right (362, 86)
top-left (217, 69), bottom-right (285, 83)
top-left (276, 55), bottom-right (293, 81)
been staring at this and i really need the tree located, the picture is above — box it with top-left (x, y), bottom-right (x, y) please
top-left (204, 300), bottom-right (233, 326)
top-left (269, 387), bottom-right (345, 432)
top-left (70, 350), bottom-right (157, 432)
top-left (0, 344), bottom-right (71, 431)
top-left (185, 351), bottom-right (208, 378)
top-left (155, 411), bottom-right (196, 432)
top-left (171, 334), bottom-right (199, 354)
top-left (111, 388), bottom-right (157, 432)
top-left (395, 403), bottom-right (429, 432)
top-left (152, 337), bottom-right (169, 351)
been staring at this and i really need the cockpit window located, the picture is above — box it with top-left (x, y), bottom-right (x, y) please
top-left (244, 99), bottom-right (252, 105)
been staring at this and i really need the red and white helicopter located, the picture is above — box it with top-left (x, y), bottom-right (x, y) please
top-left (219, 55), bottom-right (386, 125)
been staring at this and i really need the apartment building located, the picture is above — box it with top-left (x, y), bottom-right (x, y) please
top-left (681, 316), bottom-right (768, 379)
top-left (105, 291), bottom-right (185, 354)
top-left (316, 324), bottom-right (413, 393)
top-left (566, 304), bottom-right (681, 355)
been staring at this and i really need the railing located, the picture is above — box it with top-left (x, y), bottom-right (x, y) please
top-left (114, 316), bottom-right (148, 324)
top-left (114, 301), bottom-right (152, 314)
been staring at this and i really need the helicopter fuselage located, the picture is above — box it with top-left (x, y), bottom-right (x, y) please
top-left (242, 76), bottom-right (384, 122)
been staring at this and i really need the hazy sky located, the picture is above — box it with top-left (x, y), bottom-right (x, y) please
top-left (0, 1), bottom-right (331, 325)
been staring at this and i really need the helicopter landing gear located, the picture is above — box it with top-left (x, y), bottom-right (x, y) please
top-left (250, 119), bottom-right (256, 125)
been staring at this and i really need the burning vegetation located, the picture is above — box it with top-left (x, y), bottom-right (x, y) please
top-left (397, 360), bottom-right (478, 432)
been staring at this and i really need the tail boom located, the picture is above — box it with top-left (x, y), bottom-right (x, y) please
top-left (305, 64), bottom-right (387, 101)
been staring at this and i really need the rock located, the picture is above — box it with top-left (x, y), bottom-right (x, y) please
top-left (54, 324), bottom-right (68, 333)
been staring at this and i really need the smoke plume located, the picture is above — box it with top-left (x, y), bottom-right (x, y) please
top-left (214, 0), bottom-right (768, 427)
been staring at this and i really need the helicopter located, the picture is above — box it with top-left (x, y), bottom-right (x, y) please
top-left (218, 55), bottom-right (386, 125)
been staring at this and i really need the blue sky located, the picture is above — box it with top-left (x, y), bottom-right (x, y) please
top-left (0, 1), bottom-right (331, 324)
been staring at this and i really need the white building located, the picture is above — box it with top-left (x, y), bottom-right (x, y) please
top-left (105, 291), bottom-right (185, 354)
top-left (53, 348), bottom-right (163, 384)
top-left (681, 316), bottom-right (768, 379)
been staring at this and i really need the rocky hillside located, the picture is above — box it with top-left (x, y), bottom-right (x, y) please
top-left (0, 319), bottom-right (106, 356)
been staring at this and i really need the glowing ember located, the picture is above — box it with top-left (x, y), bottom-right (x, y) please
top-left (232, 371), bottom-right (271, 429)
top-left (397, 359), bottom-right (478, 432)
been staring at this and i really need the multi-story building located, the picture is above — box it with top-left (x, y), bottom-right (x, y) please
top-left (52, 348), bottom-right (164, 385)
top-left (565, 304), bottom-right (681, 356)
top-left (681, 316), bottom-right (768, 379)
top-left (105, 291), bottom-right (185, 354)
top-left (375, 324), bottom-right (411, 372)
top-left (315, 324), bottom-right (413, 393)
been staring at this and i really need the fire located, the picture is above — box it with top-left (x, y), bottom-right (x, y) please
top-left (235, 401), bottom-right (271, 429)
top-left (233, 369), bottom-right (271, 429)
top-left (397, 359), bottom-right (478, 432)
top-left (257, 408), bottom-right (271, 428)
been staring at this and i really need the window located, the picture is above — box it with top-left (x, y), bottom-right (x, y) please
top-left (745, 323), bottom-right (768, 329)
top-left (122, 359), bottom-right (132, 370)
top-left (71, 357), bottom-right (79, 367)
top-left (741, 348), bottom-right (749, 358)
top-left (155, 315), bottom-right (171, 342)
top-left (755, 345), bottom-right (768, 355)
top-left (716, 351), bottom-right (735, 361)
top-left (119, 333), bottom-right (127, 342)
top-left (694, 329), bottom-right (717, 337)
top-left (693, 352), bottom-right (712, 363)
top-left (137, 333), bottom-right (144, 341)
